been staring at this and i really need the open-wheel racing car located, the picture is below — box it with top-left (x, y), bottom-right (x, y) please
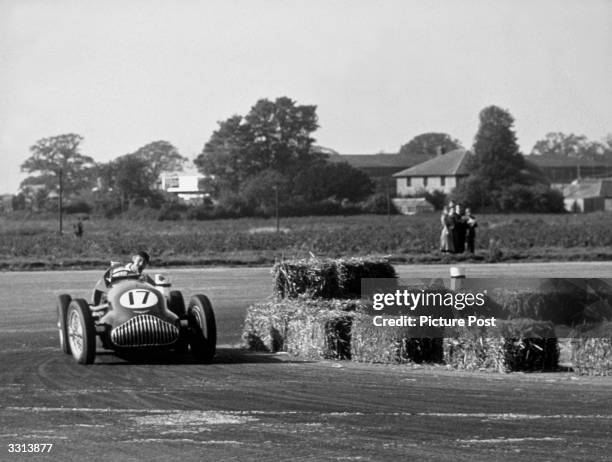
top-left (56, 267), bottom-right (216, 364)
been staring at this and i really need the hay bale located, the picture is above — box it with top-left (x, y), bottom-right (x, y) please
top-left (444, 319), bottom-right (559, 372)
top-left (285, 310), bottom-right (353, 360)
top-left (272, 256), bottom-right (396, 299)
top-left (241, 298), bottom-right (364, 359)
top-left (241, 301), bottom-right (292, 352)
top-left (571, 322), bottom-right (612, 376)
top-left (350, 313), bottom-right (443, 364)
top-left (483, 278), bottom-right (612, 325)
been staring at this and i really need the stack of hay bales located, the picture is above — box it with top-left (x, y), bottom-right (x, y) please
top-left (273, 256), bottom-right (396, 299)
top-left (242, 258), bottom-right (572, 372)
top-left (350, 311), bottom-right (444, 364)
top-left (444, 319), bottom-right (558, 372)
top-left (243, 256), bottom-right (401, 361)
top-left (443, 286), bottom-right (563, 372)
top-left (242, 298), bottom-right (362, 360)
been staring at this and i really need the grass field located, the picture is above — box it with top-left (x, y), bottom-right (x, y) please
top-left (1, 212), bottom-right (612, 269)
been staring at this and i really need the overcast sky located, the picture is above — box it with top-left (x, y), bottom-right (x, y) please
top-left (1, 0), bottom-right (611, 194)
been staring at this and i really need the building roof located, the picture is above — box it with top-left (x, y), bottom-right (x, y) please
top-left (392, 149), bottom-right (471, 177)
top-left (563, 179), bottom-right (612, 199)
top-left (329, 152), bottom-right (433, 169)
top-left (526, 155), bottom-right (612, 168)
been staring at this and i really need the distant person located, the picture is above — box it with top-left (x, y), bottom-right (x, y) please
top-left (464, 207), bottom-right (478, 254)
top-left (74, 218), bottom-right (83, 238)
top-left (439, 206), bottom-right (454, 253)
top-left (452, 204), bottom-right (466, 253)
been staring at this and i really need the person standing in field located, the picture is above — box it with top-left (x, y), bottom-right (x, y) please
top-left (440, 206), bottom-right (454, 253)
top-left (452, 203), bottom-right (466, 253)
top-left (464, 207), bottom-right (477, 253)
top-left (74, 218), bottom-right (83, 238)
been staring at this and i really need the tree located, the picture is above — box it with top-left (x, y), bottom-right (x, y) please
top-left (472, 106), bottom-right (526, 189)
top-left (20, 134), bottom-right (95, 197)
top-left (292, 162), bottom-right (374, 203)
top-left (95, 154), bottom-right (163, 211)
top-left (195, 97), bottom-right (322, 190)
top-left (453, 106), bottom-right (561, 212)
top-left (530, 132), bottom-right (611, 160)
top-left (132, 140), bottom-right (187, 179)
top-left (239, 169), bottom-right (291, 216)
top-left (398, 133), bottom-right (462, 157)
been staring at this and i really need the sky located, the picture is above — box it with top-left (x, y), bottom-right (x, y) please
top-left (1, 0), bottom-right (611, 194)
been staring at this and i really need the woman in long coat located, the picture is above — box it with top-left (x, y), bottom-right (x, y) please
top-left (440, 206), bottom-right (454, 253)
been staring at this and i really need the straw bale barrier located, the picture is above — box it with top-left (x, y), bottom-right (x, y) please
top-left (484, 279), bottom-right (612, 325)
top-left (570, 322), bottom-right (612, 376)
top-left (444, 319), bottom-right (559, 372)
top-left (242, 298), bottom-right (364, 359)
top-left (272, 256), bottom-right (396, 299)
top-left (350, 312), bottom-right (443, 364)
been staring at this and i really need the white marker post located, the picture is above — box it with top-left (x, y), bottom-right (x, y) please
top-left (450, 266), bottom-right (465, 291)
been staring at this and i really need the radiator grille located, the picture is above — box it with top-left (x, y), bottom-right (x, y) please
top-left (111, 315), bottom-right (179, 347)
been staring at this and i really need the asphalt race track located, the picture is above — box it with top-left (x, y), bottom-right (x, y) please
top-left (1, 262), bottom-right (612, 461)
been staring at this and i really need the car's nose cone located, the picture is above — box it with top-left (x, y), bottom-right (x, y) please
top-left (110, 314), bottom-right (179, 347)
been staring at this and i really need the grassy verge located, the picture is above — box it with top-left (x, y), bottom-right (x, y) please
top-left (1, 213), bottom-right (612, 270)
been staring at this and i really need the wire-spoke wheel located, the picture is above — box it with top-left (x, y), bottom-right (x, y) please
top-left (66, 299), bottom-right (96, 364)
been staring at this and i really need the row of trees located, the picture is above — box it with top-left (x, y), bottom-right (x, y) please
top-left (18, 137), bottom-right (188, 215)
top-left (15, 95), bottom-right (610, 217)
top-left (16, 98), bottom-right (376, 217)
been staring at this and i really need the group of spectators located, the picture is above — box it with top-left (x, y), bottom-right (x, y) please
top-left (440, 201), bottom-right (477, 254)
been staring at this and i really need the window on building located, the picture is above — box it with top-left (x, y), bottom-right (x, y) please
top-left (406, 177), bottom-right (411, 187)
top-left (166, 175), bottom-right (180, 188)
top-left (440, 176), bottom-right (445, 186)
top-left (423, 176), bottom-right (428, 187)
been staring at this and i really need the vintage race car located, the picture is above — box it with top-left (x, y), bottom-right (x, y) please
top-left (56, 268), bottom-right (216, 365)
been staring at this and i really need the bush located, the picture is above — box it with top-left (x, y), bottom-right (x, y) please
top-left (453, 175), bottom-right (565, 213)
top-left (157, 201), bottom-right (189, 221)
top-left (424, 190), bottom-right (447, 211)
top-left (64, 200), bottom-right (92, 215)
top-left (360, 193), bottom-right (394, 215)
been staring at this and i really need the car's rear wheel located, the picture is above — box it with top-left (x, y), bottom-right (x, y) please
top-left (57, 294), bottom-right (72, 354)
top-left (187, 295), bottom-right (216, 363)
top-left (66, 299), bottom-right (96, 364)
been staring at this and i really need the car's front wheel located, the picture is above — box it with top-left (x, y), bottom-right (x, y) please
top-left (66, 299), bottom-right (96, 364)
top-left (57, 294), bottom-right (72, 354)
top-left (169, 291), bottom-right (189, 354)
top-left (187, 295), bottom-right (216, 363)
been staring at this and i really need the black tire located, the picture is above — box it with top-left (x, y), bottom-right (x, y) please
top-left (66, 299), bottom-right (96, 365)
top-left (187, 295), bottom-right (216, 363)
top-left (169, 291), bottom-right (189, 353)
top-left (168, 290), bottom-right (186, 318)
top-left (56, 294), bottom-right (72, 354)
